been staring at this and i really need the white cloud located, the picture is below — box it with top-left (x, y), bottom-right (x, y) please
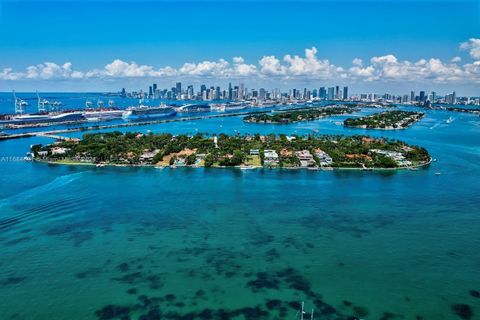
top-left (179, 59), bottom-right (228, 76)
top-left (20, 62), bottom-right (83, 80)
top-left (347, 55), bottom-right (473, 83)
top-left (1, 39), bottom-right (480, 84)
top-left (352, 58), bottom-right (363, 67)
top-left (259, 56), bottom-right (286, 75)
top-left (282, 47), bottom-right (341, 78)
top-left (460, 38), bottom-right (480, 60)
top-left (451, 56), bottom-right (462, 63)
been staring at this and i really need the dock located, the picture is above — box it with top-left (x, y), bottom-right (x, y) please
top-left (0, 110), bottom-right (272, 141)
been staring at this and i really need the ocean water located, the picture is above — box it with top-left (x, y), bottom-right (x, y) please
top-left (0, 101), bottom-right (479, 320)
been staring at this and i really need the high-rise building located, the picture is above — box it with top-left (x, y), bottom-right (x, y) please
top-left (121, 88), bottom-right (126, 98)
top-left (175, 82), bottom-right (182, 95)
top-left (328, 87), bottom-right (335, 100)
top-left (419, 91), bottom-right (425, 102)
top-left (319, 87), bottom-right (326, 100)
top-left (410, 91), bottom-right (415, 103)
top-left (200, 84), bottom-right (207, 97)
top-left (259, 88), bottom-right (266, 100)
top-left (343, 86), bottom-right (349, 100)
top-left (228, 82), bottom-right (233, 100)
top-left (239, 83), bottom-right (244, 99)
top-left (187, 85), bottom-right (194, 99)
top-left (335, 86), bottom-right (339, 99)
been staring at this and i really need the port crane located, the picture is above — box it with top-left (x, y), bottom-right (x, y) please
top-left (13, 90), bottom-right (27, 114)
top-left (36, 91), bottom-right (48, 113)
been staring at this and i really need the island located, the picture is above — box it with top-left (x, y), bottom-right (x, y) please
top-left (344, 110), bottom-right (424, 129)
top-left (30, 132), bottom-right (431, 170)
top-left (243, 106), bottom-right (357, 124)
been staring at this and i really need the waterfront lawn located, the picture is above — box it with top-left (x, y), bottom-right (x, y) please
top-left (245, 155), bottom-right (261, 167)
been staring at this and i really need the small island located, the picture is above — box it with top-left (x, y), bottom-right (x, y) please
top-left (243, 106), bottom-right (357, 124)
top-left (30, 132), bottom-right (431, 170)
top-left (344, 111), bottom-right (424, 129)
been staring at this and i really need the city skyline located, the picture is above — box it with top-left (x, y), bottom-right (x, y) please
top-left (0, 1), bottom-right (479, 94)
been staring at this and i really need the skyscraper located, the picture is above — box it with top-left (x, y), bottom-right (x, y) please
top-left (343, 86), bottom-right (349, 100)
top-left (410, 91), bottom-right (415, 103)
top-left (319, 87), bottom-right (326, 100)
top-left (176, 82), bottom-right (182, 95)
top-left (239, 83), bottom-right (244, 99)
top-left (187, 85), bottom-right (194, 99)
top-left (228, 82), bottom-right (233, 100)
top-left (419, 91), bottom-right (425, 102)
top-left (259, 88), bottom-right (266, 100)
top-left (335, 86), bottom-right (339, 99)
top-left (328, 87), bottom-right (335, 100)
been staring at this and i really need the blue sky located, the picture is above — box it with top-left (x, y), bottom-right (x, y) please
top-left (0, 0), bottom-right (479, 94)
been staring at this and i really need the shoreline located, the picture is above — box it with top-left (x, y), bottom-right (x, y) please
top-left (34, 157), bottom-right (432, 172)
top-left (344, 112), bottom-right (425, 130)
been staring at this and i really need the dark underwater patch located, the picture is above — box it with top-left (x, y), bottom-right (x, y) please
top-left (352, 306), bottom-right (369, 317)
top-left (469, 290), bottom-right (480, 298)
top-left (0, 276), bottom-right (26, 286)
top-left (70, 231), bottom-right (94, 246)
top-left (246, 272), bottom-right (280, 291)
top-left (452, 304), bottom-right (473, 319)
top-left (265, 299), bottom-right (282, 310)
top-left (126, 288), bottom-right (138, 295)
top-left (265, 248), bottom-right (280, 262)
top-left (76, 268), bottom-right (102, 279)
top-left (117, 262), bottom-right (130, 273)
top-left (95, 304), bottom-right (130, 320)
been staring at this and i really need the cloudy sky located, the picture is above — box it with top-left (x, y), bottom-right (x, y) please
top-left (0, 0), bottom-right (479, 95)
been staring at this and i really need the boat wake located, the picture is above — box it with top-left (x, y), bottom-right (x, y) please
top-left (0, 172), bottom-right (85, 230)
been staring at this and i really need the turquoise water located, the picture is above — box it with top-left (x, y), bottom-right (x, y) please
top-left (0, 105), bottom-right (479, 320)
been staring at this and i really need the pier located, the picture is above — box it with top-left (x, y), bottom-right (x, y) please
top-left (0, 110), bottom-right (273, 141)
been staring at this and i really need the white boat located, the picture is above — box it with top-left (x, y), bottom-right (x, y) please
top-left (83, 109), bottom-right (124, 121)
top-left (446, 116), bottom-right (454, 124)
top-left (122, 102), bottom-right (176, 120)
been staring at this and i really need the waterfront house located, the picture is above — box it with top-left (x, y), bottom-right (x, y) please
top-left (51, 147), bottom-right (70, 155)
top-left (263, 149), bottom-right (279, 166)
top-left (140, 149), bottom-right (160, 163)
top-left (250, 149), bottom-right (260, 156)
top-left (315, 148), bottom-right (333, 166)
top-left (295, 150), bottom-right (316, 167)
